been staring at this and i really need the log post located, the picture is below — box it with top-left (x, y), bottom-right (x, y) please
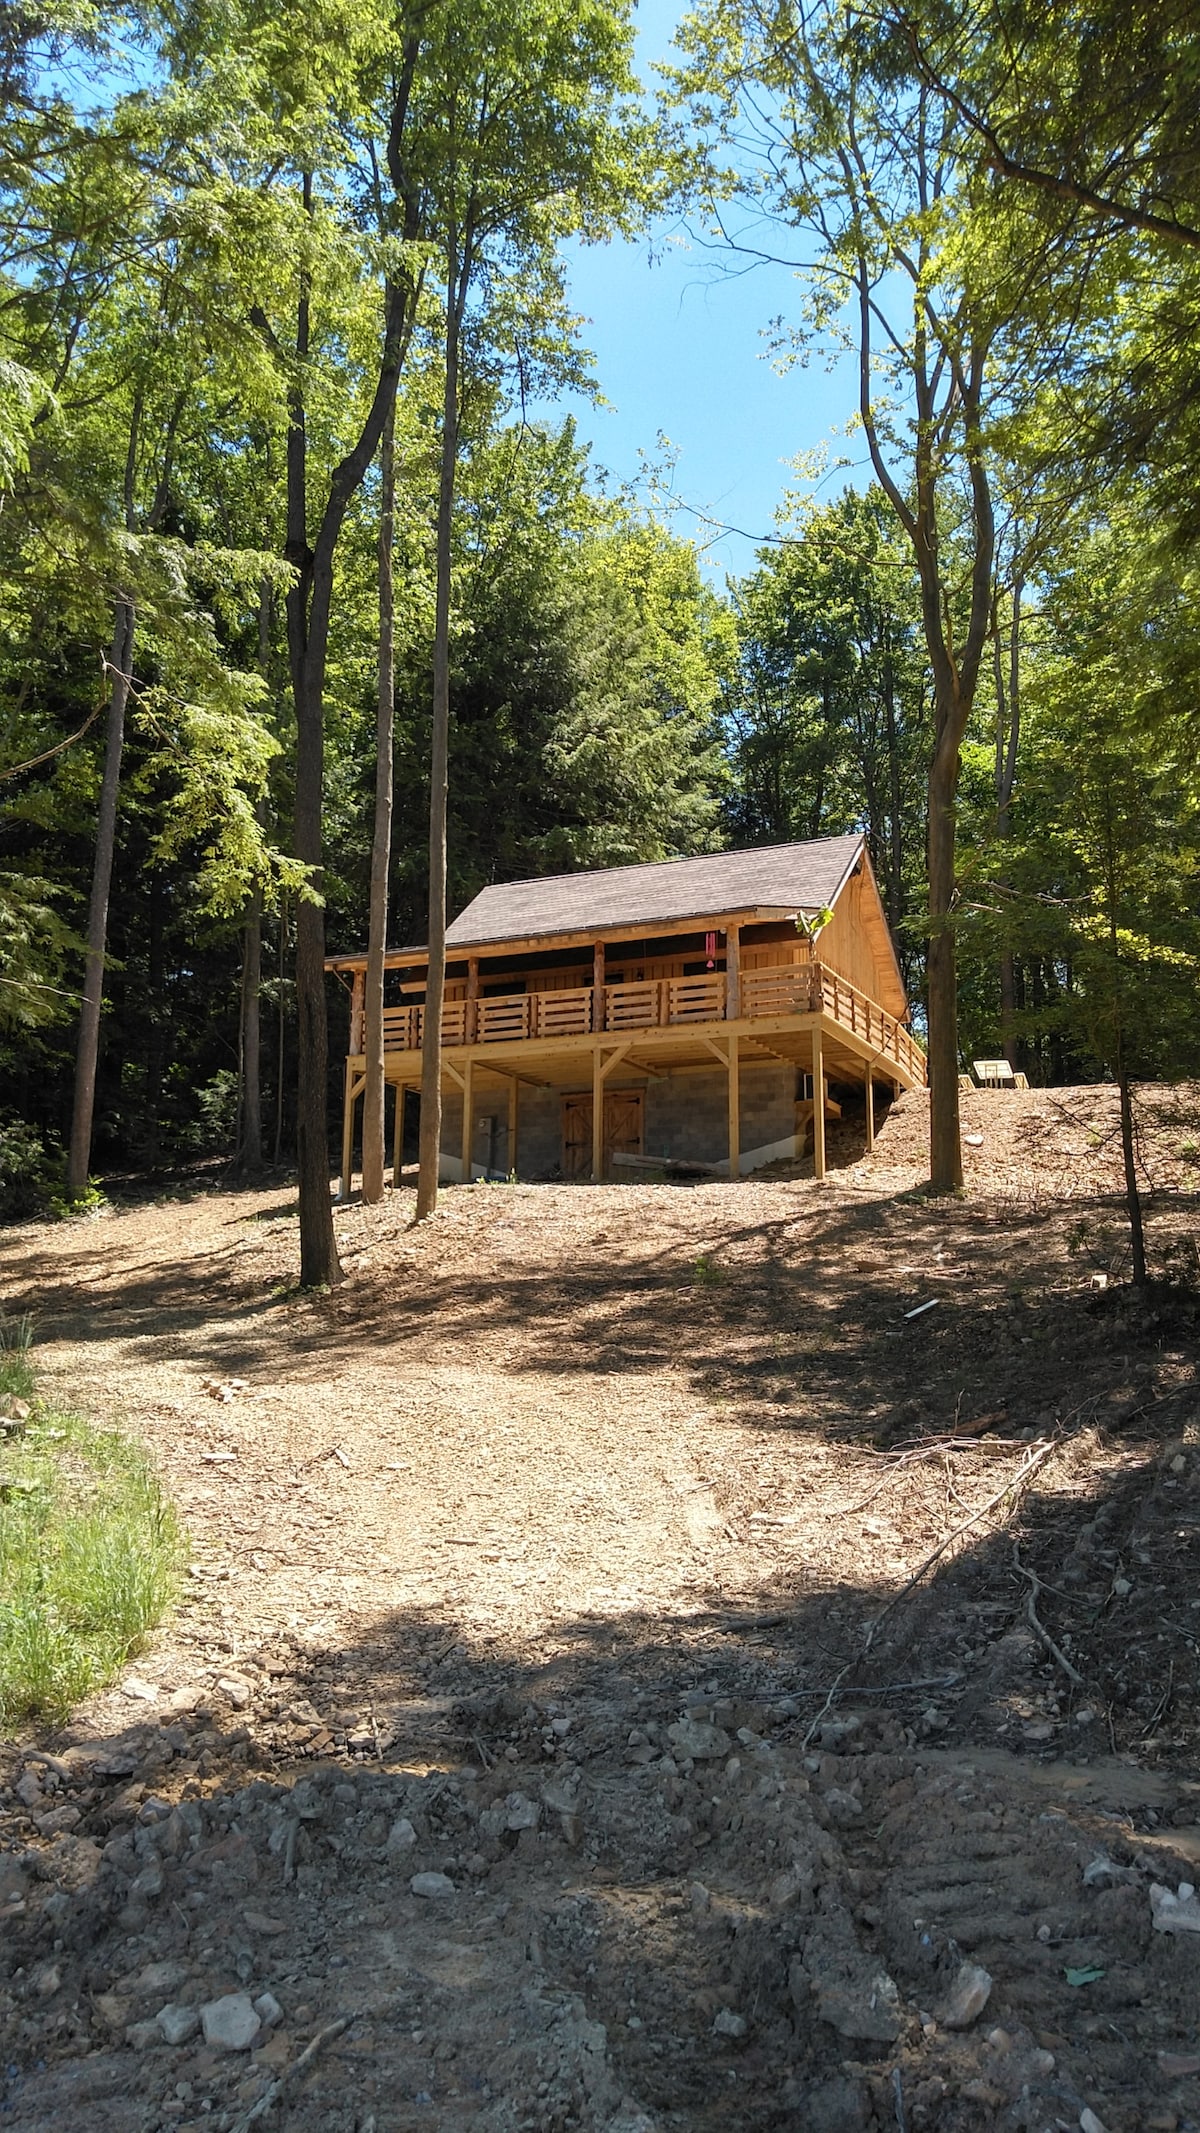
top-left (592, 1045), bottom-right (604, 1182)
top-left (727, 1034), bottom-right (740, 1180)
top-left (508, 1075), bottom-right (518, 1180)
top-left (725, 921), bottom-right (740, 1021)
top-left (340, 1062), bottom-right (355, 1200)
top-left (350, 968), bottom-right (365, 1054)
top-left (865, 1069), bottom-right (875, 1152)
top-left (812, 1025), bottom-right (826, 1180)
top-left (466, 955), bottom-right (479, 1044)
top-left (392, 1083), bottom-right (403, 1187)
top-left (460, 1057), bottom-right (474, 1184)
top-left (592, 940), bottom-right (605, 1034)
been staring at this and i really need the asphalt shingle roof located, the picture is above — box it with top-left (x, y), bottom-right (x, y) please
top-left (444, 835), bottom-right (865, 950)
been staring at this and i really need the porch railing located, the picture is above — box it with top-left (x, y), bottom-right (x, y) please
top-left (370, 959), bottom-right (925, 1084)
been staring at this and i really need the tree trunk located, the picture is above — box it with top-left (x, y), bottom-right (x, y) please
top-left (240, 885), bottom-right (263, 1171)
top-left (1117, 1059), bottom-right (1147, 1288)
top-left (416, 230), bottom-right (462, 1222)
top-left (274, 898), bottom-right (288, 1167)
top-left (143, 867), bottom-right (165, 1170)
top-left (994, 574), bottom-right (1023, 1069)
top-left (362, 398), bottom-right (396, 1204)
top-left (66, 598), bottom-right (135, 1201)
top-left (926, 710), bottom-right (963, 1192)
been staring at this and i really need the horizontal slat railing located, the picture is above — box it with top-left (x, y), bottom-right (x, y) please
top-left (534, 986), bottom-right (593, 1038)
top-left (739, 966), bottom-right (816, 1019)
top-left (382, 1004), bottom-right (419, 1053)
top-left (810, 965), bottom-right (926, 1085)
top-left (374, 958), bottom-right (925, 1085)
top-left (477, 993), bottom-right (531, 1043)
top-left (604, 979), bottom-right (662, 1030)
top-left (667, 973), bottom-right (726, 1022)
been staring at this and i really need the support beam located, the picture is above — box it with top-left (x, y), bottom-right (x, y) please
top-left (460, 1056), bottom-right (474, 1184)
top-left (725, 921), bottom-right (740, 1021)
top-left (465, 956), bottom-right (479, 1043)
top-left (727, 1033), bottom-right (740, 1180)
top-left (865, 1070), bottom-right (875, 1152)
top-left (508, 1075), bottom-right (518, 1180)
top-left (592, 1044), bottom-right (604, 1182)
top-left (599, 1040), bottom-right (632, 1081)
top-left (349, 968), bottom-right (365, 1055)
top-left (392, 1084), bottom-right (404, 1187)
top-left (812, 1025), bottom-right (826, 1179)
top-left (593, 939), bottom-right (605, 1034)
top-left (339, 1060), bottom-right (355, 1200)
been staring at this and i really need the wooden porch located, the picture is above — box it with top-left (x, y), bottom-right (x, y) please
top-left (333, 954), bottom-right (925, 1192)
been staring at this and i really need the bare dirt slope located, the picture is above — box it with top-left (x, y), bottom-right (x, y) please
top-left (1, 1083), bottom-right (1199, 2133)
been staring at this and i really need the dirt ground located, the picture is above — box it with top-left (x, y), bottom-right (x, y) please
top-left (1, 1082), bottom-right (1200, 2133)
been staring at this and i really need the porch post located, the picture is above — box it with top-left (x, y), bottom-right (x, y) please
top-left (725, 921), bottom-right (741, 1020)
top-left (865, 1069), bottom-right (875, 1152)
top-left (812, 1025), bottom-right (826, 1179)
top-left (339, 1061), bottom-right (355, 1200)
top-left (349, 968), bottom-right (365, 1054)
top-left (592, 940), bottom-right (605, 1033)
top-left (466, 956), bottom-right (479, 1043)
top-left (460, 1057), bottom-right (474, 1184)
top-left (392, 1083), bottom-right (403, 1186)
top-left (727, 1034), bottom-right (740, 1180)
top-left (592, 1044), bottom-right (604, 1182)
top-left (508, 1075), bottom-right (519, 1180)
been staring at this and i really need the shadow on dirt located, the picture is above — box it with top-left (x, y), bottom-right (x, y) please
top-left (4, 1445), bottom-right (1200, 2133)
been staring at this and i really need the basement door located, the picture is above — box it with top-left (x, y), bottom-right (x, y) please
top-left (562, 1089), bottom-right (644, 1180)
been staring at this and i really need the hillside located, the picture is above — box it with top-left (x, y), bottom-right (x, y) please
top-left (1, 1082), bottom-right (1198, 2133)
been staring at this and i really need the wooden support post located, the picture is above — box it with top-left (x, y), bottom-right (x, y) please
top-left (465, 955), bottom-right (479, 1044)
top-left (392, 1084), bottom-right (403, 1186)
top-left (865, 1068), bottom-right (875, 1152)
top-left (508, 1075), bottom-right (518, 1180)
top-left (339, 1060), bottom-right (355, 1200)
top-left (812, 1024), bottom-right (826, 1179)
top-left (460, 1057), bottom-right (474, 1184)
top-left (592, 1044), bottom-right (604, 1182)
top-left (725, 921), bottom-right (740, 1021)
top-left (349, 968), bottom-right (365, 1055)
top-left (727, 1034), bottom-right (740, 1180)
top-left (592, 940), bottom-right (605, 1034)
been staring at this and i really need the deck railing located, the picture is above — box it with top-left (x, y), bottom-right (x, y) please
top-left (371, 959), bottom-right (925, 1083)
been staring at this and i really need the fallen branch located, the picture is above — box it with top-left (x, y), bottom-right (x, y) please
top-left (1013, 1540), bottom-right (1084, 1686)
top-left (228, 2013), bottom-right (357, 2132)
top-left (802, 1438), bottom-right (1060, 1747)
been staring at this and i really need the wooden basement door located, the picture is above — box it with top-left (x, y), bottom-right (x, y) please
top-left (562, 1089), bottom-right (644, 1180)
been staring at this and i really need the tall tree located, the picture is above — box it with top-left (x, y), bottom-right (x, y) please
top-left (410, 0), bottom-right (647, 1220)
top-left (673, 0), bottom-right (1063, 1186)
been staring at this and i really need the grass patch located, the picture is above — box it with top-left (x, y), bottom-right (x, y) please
top-left (0, 1322), bottom-right (184, 1724)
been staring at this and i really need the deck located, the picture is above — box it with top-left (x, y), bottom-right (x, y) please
top-left (335, 956), bottom-right (925, 1189)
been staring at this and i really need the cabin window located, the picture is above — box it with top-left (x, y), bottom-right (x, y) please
top-left (482, 978), bottom-right (525, 997)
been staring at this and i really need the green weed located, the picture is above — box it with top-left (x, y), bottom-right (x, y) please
top-left (0, 1345), bottom-right (184, 1723)
top-left (692, 1254), bottom-right (727, 1287)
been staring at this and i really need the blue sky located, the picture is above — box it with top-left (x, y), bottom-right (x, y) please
top-left (544, 0), bottom-right (864, 580)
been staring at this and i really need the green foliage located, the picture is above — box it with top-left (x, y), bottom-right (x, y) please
top-left (0, 1346), bottom-right (184, 1723)
top-left (726, 488), bottom-right (929, 967)
top-left (958, 507), bottom-right (1200, 1080)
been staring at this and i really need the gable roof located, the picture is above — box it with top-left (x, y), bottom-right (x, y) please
top-left (444, 834), bottom-right (866, 951)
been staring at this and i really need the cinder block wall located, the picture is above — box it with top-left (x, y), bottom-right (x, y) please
top-left (645, 1064), bottom-right (796, 1163)
top-left (437, 1061), bottom-right (799, 1180)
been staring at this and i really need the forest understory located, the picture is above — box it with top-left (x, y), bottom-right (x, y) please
top-left (1, 1084), bottom-right (1199, 2133)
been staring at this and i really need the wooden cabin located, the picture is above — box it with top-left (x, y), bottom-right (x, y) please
top-left (325, 833), bottom-right (924, 1189)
